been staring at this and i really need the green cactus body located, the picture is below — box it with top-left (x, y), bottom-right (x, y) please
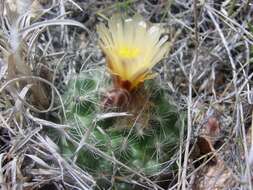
top-left (61, 68), bottom-right (183, 189)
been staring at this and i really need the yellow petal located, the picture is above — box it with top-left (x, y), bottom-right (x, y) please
top-left (97, 14), bottom-right (169, 91)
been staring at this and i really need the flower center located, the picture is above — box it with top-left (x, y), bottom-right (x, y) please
top-left (117, 46), bottom-right (140, 59)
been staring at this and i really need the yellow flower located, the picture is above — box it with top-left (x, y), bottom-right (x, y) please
top-left (97, 14), bottom-right (169, 91)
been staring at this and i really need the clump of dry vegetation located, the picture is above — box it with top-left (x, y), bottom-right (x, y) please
top-left (0, 0), bottom-right (253, 189)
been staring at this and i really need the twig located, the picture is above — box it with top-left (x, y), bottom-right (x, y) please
top-left (181, 0), bottom-right (199, 189)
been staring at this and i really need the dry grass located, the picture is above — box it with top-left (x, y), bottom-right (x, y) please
top-left (0, 0), bottom-right (253, 189)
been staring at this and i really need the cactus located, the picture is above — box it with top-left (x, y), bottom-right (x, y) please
top-left (60, 68), bottom-right (183, 189)
top-left (60, 14), bottom-right (184, 189)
